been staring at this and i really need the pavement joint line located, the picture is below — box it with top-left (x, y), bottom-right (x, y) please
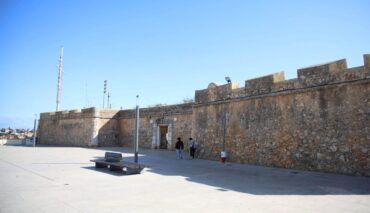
top-left (0, 157), bottom-right (55, 182)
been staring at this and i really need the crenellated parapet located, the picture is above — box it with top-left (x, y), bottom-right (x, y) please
top-left (195, 82), bottom-right (240, 104)
top-left (39, 107), bottom-right (120, 120)
top-left (364, 54), bottom-right (370, 69)
top-left (40, 108), bottom-right (92, 120)
top-left (245, 71), bottom-right (285, 96)
top-left (297, 59), bottom-right (347, 86)
top-left (195, 54), bottom-right (370, 103)
top-left (297, 57), bottom-right (370, 87)
top-left (119, 103), bottom-right (193, 119)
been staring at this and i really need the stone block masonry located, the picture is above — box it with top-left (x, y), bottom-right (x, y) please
top-left (118, 103), bottom-right (193, 149)
top-left (245, 71), bottom-right (285, 96)
top-left (193, 80), bottom-right (369, 176)
top-left (39, 54), bottom-right (370, 176)
top-left (38, 108), bottom-right (120, 147)
top-left (193, 54), bottom-right (369, 176)
top-left (297, 59), bottom-right (348, 86)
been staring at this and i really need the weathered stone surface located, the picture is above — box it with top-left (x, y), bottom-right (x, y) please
top-left (193, 80), bottom-right (369, 176)
top-left (245, 72), bottom-right (285, 96)
top-left (38, 108), bottom-right (120, 147)
top-left (298, 59), bottom-right (348, 86)
top-left (119, 103), bottom-right (193, 149)
top-left (195, 82), bottom-right (239, 103)
top-left (364, 54), bottom-right (370, 69)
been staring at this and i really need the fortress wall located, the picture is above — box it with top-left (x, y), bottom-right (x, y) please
top-left (118, 103), bottom-right (193, 149)
top-left (193, 55), bottom-right (370, 176)
top-left (39, 108), bottom-right (95, 146)
top-left (38, 108), bottom-right (120, 147)
top-left (38, 54), bottom-right (369, 176)
top-left (96, 109), bottom-right (121, 147)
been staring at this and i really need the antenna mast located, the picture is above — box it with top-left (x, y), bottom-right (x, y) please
top-left (56, 47), bottom-right (64, 111)
top-left (103, 80), bottom-right (107, 108)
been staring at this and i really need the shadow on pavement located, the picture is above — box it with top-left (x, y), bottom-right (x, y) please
top-left (83, 166), bottom-right (134, 177)
top-left (91, 146), bottom-right (370, 195)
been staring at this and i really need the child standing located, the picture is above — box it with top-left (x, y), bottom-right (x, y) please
top-left (220, 151), bottom-right (227, 163)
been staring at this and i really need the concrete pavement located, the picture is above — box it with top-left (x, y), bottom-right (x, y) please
top-left (0, 145), bottom-right (369, 212)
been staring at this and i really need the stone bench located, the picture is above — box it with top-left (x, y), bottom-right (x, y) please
top-left (90, 152), bottom-right (148, 175)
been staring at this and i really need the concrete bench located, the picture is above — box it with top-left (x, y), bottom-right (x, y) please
top-left (90, 152), bottom-right (148, 175)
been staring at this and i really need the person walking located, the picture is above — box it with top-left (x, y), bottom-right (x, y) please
top-left (189, 137), bottom-right (197, 159)
top-left (175, 137), bottom-right (184, 159)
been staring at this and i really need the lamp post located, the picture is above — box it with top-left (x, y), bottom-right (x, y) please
top-left (221, 77), bottom-right (231, 162)
top-left (32, 114), bottom-right (38, 147)
top-left (225, 76), bottom-right (231, 84)
top-left (134, 95), bottom-right (140, 163)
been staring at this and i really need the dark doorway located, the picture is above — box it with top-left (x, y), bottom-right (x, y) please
top-left (159, 125), bottom-right (168, 149)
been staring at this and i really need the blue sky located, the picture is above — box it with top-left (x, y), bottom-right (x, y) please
top-left (0, 0), bottom-right (369, 128)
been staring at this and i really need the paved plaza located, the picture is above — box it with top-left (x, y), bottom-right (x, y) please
top-left (0, 145), bottom-right (369, 213)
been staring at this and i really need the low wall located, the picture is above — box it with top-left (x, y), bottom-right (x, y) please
top-left (0, 139), bottom-right (24, 146)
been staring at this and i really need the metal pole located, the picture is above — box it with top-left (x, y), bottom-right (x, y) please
top-left (134, 95), bottom-right (140, 163)
top-left (103, 80), bottom-right (107, 108)
top-left (56, 47), bottom-right (64, 111)
top-left (32, 115), bottom-right (37, 147)
top-left (222, 107), bottom-right (226, 151)
top-left (102, 93), bottom-right (105, 108)
top-left (107, 93), bottom-right (110, 109)
top-left (222, 80), bottom-right (231, 151)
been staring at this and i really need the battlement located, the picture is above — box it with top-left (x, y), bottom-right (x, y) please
top-left (364, 54), bottom-right (370, 68)
top-left (40, 107), bottom-right (120, 119)
top-left (119, 103), bottom-right (193, 119)
top-left (195, 54), bottom-right (370, 103)
top-left (195, 82), bottom-right (240, 104)
top-left (245, 71), bottom-right (285, 96)
top-left (297, 59), bottom-right (347, 86)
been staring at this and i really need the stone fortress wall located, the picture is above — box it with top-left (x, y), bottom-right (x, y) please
top-left (38, 54), bottom-right (370, 176)
top-left (38, 108), bottom-right (120, 147)
top-left (39, 104), bottom-right (193, 149)
top-left (193, 55), bottom-right (369, 176)
top-left (118, 103), bottom-right (193, 149)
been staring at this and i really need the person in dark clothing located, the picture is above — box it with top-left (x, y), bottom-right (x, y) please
top-left (175, 137), bottom-right (184, 159)
top-left (189, 137), bottom-right (197, 159)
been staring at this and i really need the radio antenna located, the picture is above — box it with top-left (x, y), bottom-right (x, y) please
top-left (56, 46), bottom-right (64, 111)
